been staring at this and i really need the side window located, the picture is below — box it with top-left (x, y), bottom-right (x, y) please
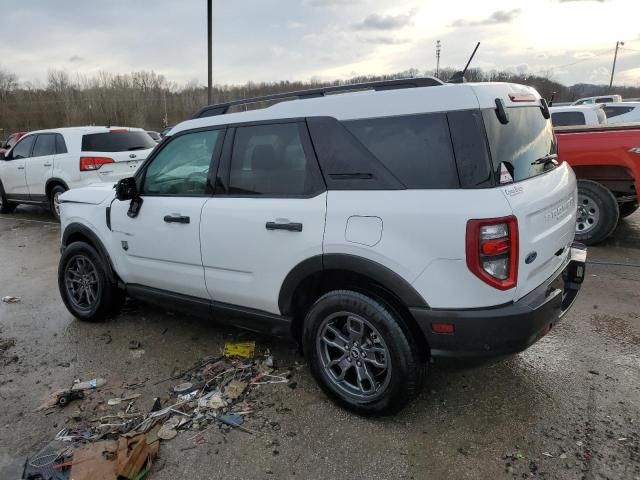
top-left (142, 129), bottom-right (220, 195)
top-left (596, 97), bottom-right (612, 103)
top-left (228, 123), bottom-right (317, 196)
top-left (603, 106), bottom-right (634, 118)
top-left (55, 134), bottom-right (68, 154)
top-left (32, 134), bottom-right (56, 157)
top-left (344, 113), bottom-right (459, 189)
top-left (11, 135), bottom-right (35, 159)
top-left (551, 112), bottom-right (586, 127)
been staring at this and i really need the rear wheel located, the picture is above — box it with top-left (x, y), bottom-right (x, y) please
top-left (619, 201), bottom-right (639, 219)
top-left (0, 183), bottom-right (17, 214)
top-left (50, 185), bottom-right (67, 222)
top-left (575, 180), bottom-right (619, 245)
top-left (58, 241), bottom-right (123, 322)
top-left (303, 290), bottom-right (424, 415)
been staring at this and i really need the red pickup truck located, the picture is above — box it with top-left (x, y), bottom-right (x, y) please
top-left (555, 123), bottom-right (640, 244)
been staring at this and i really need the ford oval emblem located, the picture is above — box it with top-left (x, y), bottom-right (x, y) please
top-left (525, 251), bottom-right (537, 264)
top-left (129, 153), bottom-right (137, 159)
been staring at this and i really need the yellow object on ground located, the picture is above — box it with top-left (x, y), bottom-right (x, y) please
top-left (223, 341), bottom-right (256, 359)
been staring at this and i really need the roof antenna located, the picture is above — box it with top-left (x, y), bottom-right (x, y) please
top-left (448, 42), bottom-right (480, 84)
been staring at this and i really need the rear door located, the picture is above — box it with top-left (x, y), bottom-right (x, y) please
top-left (26, 133), bottom-right (56, 198)
top-left (1, 134), bottom-right (35, 196)
top-left (483, 106), bottom-right (577, 300)
top-left (81, 130), bottom-right (156, 182)
top-left (200, 121), bottom-right (327, 314)
top-left (110, 128), bottom-right (224, 298)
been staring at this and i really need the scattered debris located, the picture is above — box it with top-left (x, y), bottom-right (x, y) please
top-left (224, 380), bottom-right (248, 401)
top-left (27, 350), bottom-right (290, 480)
top-left (2, 295), bottom-right (21, 303)
top-left (130, 349), bottom-right (145, 359)
top-left (56, 390), bottom-right (85, 407)
top-left (72, 378), bottom-right (106, 391)
top-left (542, 452), bottom-right (553, 457)
top-left (514, 452), bottom-right (525, 460)
top-left (223, 341), bottom-right (256, 359)
top-left (559, 453), bottom-right (568, 459)
top-left (129, 340), bottom-right (142, 350)
top-left (588, 370), bottom-right (600, 375)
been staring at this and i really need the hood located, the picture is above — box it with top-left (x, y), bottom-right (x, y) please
top-left (60, 183), bottom-right (116, 205)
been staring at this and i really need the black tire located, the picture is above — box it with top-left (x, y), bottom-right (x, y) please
top-left (575, 180), bottom-right (619, 246)
top-left (619, 201), bottom-right (639, 219)
top-left (303, 290), bottom-right (424, 415)
top-left (50, 185), bottom-right (67, 222)
top-left (0, 182), bottom-right (17, 214)
top-left (58, 241), bottom-right (124, 322)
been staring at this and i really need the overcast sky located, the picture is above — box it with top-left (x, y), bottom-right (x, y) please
top-left (1, 0), bottom-right (639, 87)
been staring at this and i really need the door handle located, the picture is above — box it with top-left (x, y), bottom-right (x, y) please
top-left (164, 215), bottom-right (190, 224)
top-left (265, 221), bottom-right (303, 232)
top-left (17, 166), bottom-right (24, 170)
top-left (43, 163), bottom-right (52, 167)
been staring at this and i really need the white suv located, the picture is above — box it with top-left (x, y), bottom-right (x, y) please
top-left (0, 126), bottom-right (156, 220)
top-left (56, 79), bottom-right (587, 414)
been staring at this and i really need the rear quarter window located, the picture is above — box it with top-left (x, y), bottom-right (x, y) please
top-left (343, 113), bottom-right (459, 189)
top-left (551, 111), bottom-right (586, 127)
top-left (82, 131), bottom-right (156, 152)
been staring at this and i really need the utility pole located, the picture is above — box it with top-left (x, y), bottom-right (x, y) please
top-left (436, 40), bottom-right (441, 79)
top-left (207, 0), bottom-right (213, 104)
top-left (609, 40), bottom-right (624, 89)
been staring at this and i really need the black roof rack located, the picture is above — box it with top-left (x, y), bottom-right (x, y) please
top-left (191, 77), bottom-right (444, 119)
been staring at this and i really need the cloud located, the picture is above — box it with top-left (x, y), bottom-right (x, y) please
top-left (558, 0), bottom-right (607, 2)
top-left (68, 55), bottom-right (84, 63)
top-left (358, 36), bottom-right (410, 45)
top-left (451, 9), bottom-right (521, 27)
top-left (307, 0), bottom-right (355, 6)
top-left (574, 51), bottom-right (596, 59)
top-left (354, 10), bottom-right (417, 31)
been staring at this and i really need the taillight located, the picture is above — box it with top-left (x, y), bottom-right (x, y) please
top-left (466, 216), bottom-right (518, 290)
top-left (80, 156), bottom-right (114, 171)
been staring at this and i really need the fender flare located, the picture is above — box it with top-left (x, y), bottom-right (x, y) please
top-left (45, 178), bottom-right (70, 197)
top-left (278, 254), bottom-right (429, 315)
top-left (61, 222), bottom-right (118, 283)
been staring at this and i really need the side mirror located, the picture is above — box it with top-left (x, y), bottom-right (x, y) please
top-left (115, 177), bottom-right (137, 201)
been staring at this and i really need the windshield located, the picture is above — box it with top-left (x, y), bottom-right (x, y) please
top-left (82, 131), bottom-right (156, 152)
top-left (482, 106), bottom-right (556, 183)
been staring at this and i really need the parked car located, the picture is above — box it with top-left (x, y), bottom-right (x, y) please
top-left (0, 126), bottom-right (156, 220)
top-left (555, 123), bottom-right (640, 244)
top-left (550, 105), bottom-right (607, 127)
top-left (0, 131), bottom-right (27, 154)
top-left (572, 94), bottom-right (622, 105)
top-left (602, 102), bottom-right (640, 124)
top-left (57, 79), bottom-right (586, 414)
top-left (146, 131), bottom-right (161, 142)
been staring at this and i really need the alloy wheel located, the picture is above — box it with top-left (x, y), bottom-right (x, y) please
top-left (64, 255), bottom-right (100, 311)
top-left (53, 192), bottom-right (62, 218)
top-left (576, 192), bottom-right (600, 234)
top-left (316, 311), bottom-right (392, 401)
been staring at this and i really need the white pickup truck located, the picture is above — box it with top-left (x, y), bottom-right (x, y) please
top-left (550, 105), bottom-right (607, 127)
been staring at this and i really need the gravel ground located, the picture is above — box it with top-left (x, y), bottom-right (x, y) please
top-left (0, 206), bottom-right (639, 480)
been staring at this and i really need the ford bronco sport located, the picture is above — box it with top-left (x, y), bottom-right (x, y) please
top-left (57, 78), bottom-right (586, 414)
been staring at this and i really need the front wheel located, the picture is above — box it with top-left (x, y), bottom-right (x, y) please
top-left (0, 183), bottom-right (17, 214)
top-left (575, 180), bottom-right (619, 246)
top-left (58, 242), bottom-right (123, 322)
top-left (303, 290), bottom-right (424, 415)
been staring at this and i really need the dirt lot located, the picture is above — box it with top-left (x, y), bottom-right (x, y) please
top-left (1, 206), bottom-right (639, 480)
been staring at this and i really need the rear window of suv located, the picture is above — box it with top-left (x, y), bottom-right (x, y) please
top-left (483, 106), bottom-right (557, 183)
top-left (81, 131), bottom-right (156, 152)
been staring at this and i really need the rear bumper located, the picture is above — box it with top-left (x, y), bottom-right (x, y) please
top-left (411, 242), bottom-right (587, 358)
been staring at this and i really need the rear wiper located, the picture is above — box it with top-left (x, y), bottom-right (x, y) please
top-left (531, 153), bottom-right (558, 166)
